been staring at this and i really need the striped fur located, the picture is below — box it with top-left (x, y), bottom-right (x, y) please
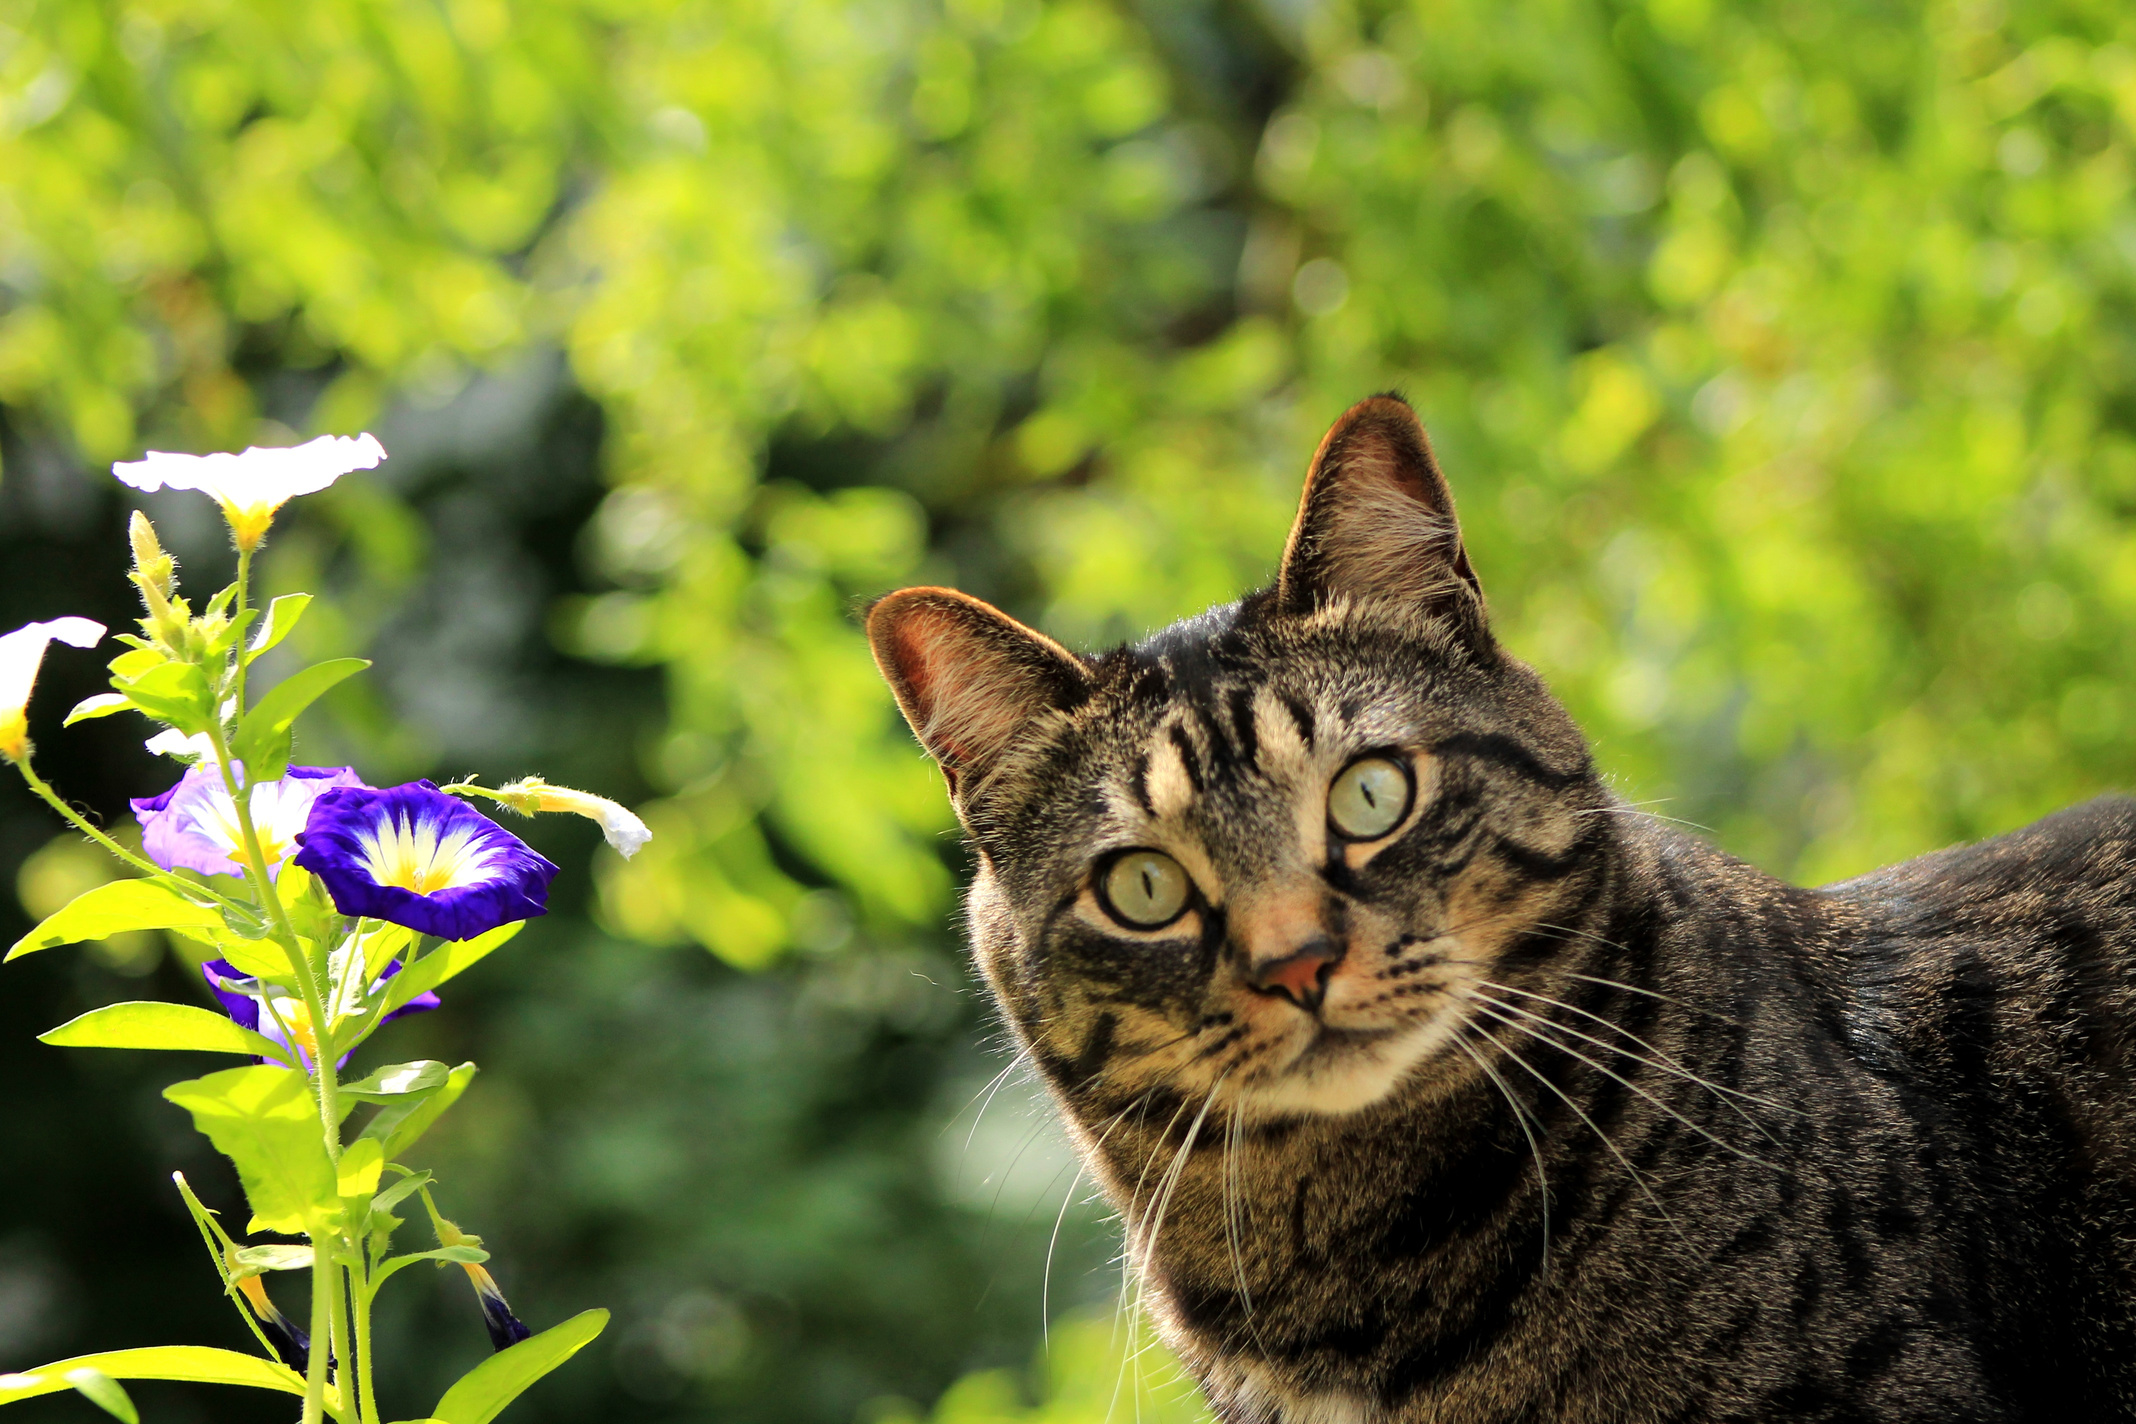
top-left (868, 395), bottom-right (2136, 1421)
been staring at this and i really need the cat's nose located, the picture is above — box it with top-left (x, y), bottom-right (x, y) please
top-left (1247, 938), bottom-right (1340, 1012)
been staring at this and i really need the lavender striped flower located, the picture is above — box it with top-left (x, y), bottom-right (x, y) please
top-left (292, 781), bottom-right (557, 940)
top-left (133, 765), bottom-right (367, 880)
top-left (199, 957), bottom-right (438, 1070)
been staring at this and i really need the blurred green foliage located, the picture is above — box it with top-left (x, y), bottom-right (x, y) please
top-left (4, 0), bottom-right (2136, 1417)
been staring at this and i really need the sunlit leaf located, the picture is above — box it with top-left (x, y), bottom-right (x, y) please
top-left (382, 923), bottom-right (522, 1012)
top-left (372, 1244), bottom-right (491, 1287)
top-left (230, 658), bottom-right (370, 782)
top-left (230, 1244), bottom-right (314, 1276)
top-left (8, 880), bottom-right (223, 961)
top-left (163, 1066), bottom-right (340, 1235)
top-left (61, 1368), bottom-right (136, 1424)
top-left (361, 1062), bottom-right (476, 1160)
top-left (341, 1061), bottom-right (451, 1100)
top-left (0, 1346), bottom-right (304, 1405)
top-left (249, 593), bottom-right (314, 655)
top-left (428, 1309), bottom-right (608, 1424)
top-left (114, 660), bottom-right (217, 733)
top-left (39, 1002), bottom-right (286, 1060)
top-left (63, 693), bottom-right (131, 726)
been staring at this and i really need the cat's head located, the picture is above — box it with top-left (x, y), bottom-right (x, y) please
top-left (868, 395), bottom-right (1604, 1125)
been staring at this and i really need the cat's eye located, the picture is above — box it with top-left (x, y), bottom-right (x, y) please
top-left (1100, 850), bottom-right (1192, 929)
top-left (1327, 756), bottom-right (1412, 841)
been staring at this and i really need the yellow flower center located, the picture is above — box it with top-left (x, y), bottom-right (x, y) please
top-left (267, 996), bottom-right (320, 1065)
top-left (356, 814), bottom-right (500, 896)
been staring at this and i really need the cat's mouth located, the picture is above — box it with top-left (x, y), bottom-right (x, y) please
top-left (1239, 1009), bottom-right (1462, 1118)
top-left (1289, 1024), bottom-right (1400, 1068)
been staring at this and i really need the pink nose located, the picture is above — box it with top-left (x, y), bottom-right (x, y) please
top-left (1249, 943), bottom-right (1339, 1012)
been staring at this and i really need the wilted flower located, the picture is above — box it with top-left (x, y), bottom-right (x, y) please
top-left (293, 782), bottom-right (558, 940)
top-left (493, 776), bottom-right (652, 858)
top-left (112, 433), bottom-right (386, 551)
top-left (225, 1249), bottom-right (311, 1369)
top-left (464, 1263), bottom-right (534, 1352)
top-left (427, 1213), bottom-right (532, 1352)
top-left (133, 765), bottom-right (368, 880)
top-left (199, 957), bottom-right (438, 1070)
top-left (0, 618), bottom-right (105, 762)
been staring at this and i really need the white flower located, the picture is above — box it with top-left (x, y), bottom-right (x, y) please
top-left (112, 433), bottom-right (387, 550)
top-left (499, 777), bottom-right (653, 858)
top-left (0, 618), bottom-right (106, 761)
top-left (145, 727), bottom-right (218, 760)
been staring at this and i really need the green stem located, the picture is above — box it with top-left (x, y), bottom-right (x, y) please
top-left (327, 1258), bottom-right (356, 1423)
top-left (10, 757), bottom-right (229, 894)
top-left (205, 717), bottom-right (339, 1126)
top-left (303, 1261), bottom-right (332, 1424)
top-left (213, 554), bottom-right (352, 1424)
top-left (232, 546), bottom-right (254, 712)
top-left (354, 1263), bottom-right (380, 1424)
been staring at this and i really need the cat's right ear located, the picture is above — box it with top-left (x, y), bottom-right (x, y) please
top-left (867, 587), bottom-right (1090, 794)
top-left (1277, 393), bottom-right (1487, 644)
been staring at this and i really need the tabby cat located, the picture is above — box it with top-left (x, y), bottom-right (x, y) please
top-left (866, 395), bottom-right (2136, 1422)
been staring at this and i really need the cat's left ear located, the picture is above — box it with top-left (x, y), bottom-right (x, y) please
top-left (867, 586), bottom-right (1091, 796)
top-left (1276, 393), bottom-right (1487, 641)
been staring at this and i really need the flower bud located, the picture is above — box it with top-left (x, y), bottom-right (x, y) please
top-left (497, 776), bottom-right (652, 858)
top-left (128, 511), bottom-right (176, 598)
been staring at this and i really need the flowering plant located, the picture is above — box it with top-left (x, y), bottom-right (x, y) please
top-left (0, 437), bottom-right (649, 1424)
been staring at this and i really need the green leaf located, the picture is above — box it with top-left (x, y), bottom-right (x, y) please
top-left (361, 1062), bottom-right (477, 1159)
top-left (116, 659), bottom-right (216, 732)
top-left (163, 1066), bottom-right (340, 1235)
top-left (370, 1169), bottom-right (432, 1216)
top-left (249, 593), bottom-right (313, 655)
top-left (39, 1002), bottom-right (287, 1060)
top-left (0, 1346), bottom-right (304, 1404)
top-left (231, 1243), bottom-right (314, 1275)
top-left (63, 693), bottom-right (131, 726)
top-left (62, 1368), bottom-right (137, 1424)
top-left (216, 899), bottom-right (276, 944)
top-left (8, 880), bottom-right (224, 961)
top-left (428, 1309), bottom-right (609, 1424)
top-left (383, 922), bottom-right (524, 1013)
top-left (341, 1060), bottom-right (450, 1101)
top-left (174, 930), bottom-right (290, 981)
top-left (372, 1243), bottom-right (491, 1287)
top-left (337, 1136), bottom-right (385, 1219)
top-left (107, 647), bottom-right (165, 680)
top-left (230, 658), bottom-right (369, 783)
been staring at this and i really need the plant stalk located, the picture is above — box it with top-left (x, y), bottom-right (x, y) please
top-left (327, 1258), bottom-right (356, 1423)
top-left (354, 1264), bottom-right (381, 1424)
top-left (215, 554), bottom-right (348, 1424)
top-left (303, 1262), bottom-right (332, 1424)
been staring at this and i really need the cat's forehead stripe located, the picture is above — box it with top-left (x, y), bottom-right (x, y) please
top-left (1144, 716), bottom-right (1200, 819)
top-left (1121, 684), bottom-right (1339, 820)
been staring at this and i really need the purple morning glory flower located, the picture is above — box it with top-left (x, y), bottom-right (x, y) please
top-left (133, 764), bottom-right (369, 880)
top-left (292, 781), bottom-right (558, 940)
top-left (201, 957), bottom-right (439, 1070)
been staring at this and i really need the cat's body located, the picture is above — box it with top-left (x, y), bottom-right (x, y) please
top-left (869, 396), bottom-right (2136, 1421)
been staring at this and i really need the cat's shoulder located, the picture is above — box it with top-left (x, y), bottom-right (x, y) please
top-left (1821, 794), bottom-right (2136, 929)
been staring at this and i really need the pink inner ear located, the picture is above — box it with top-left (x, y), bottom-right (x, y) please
top-left (888, 603), bottom-right (1047, 772)
top-left (890, 607), bottom-right (979, 767)
top-left (1317, 432), bottom-right (1464, 606)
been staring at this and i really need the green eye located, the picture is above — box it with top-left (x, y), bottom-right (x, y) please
top-left (1102, 850), bottom-right (1192, 929)
top-left (1328, 756), bottom-right (1412, 840)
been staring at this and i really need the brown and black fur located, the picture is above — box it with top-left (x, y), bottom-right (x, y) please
top-left (867, 394), bottom-right (2136, 1422)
